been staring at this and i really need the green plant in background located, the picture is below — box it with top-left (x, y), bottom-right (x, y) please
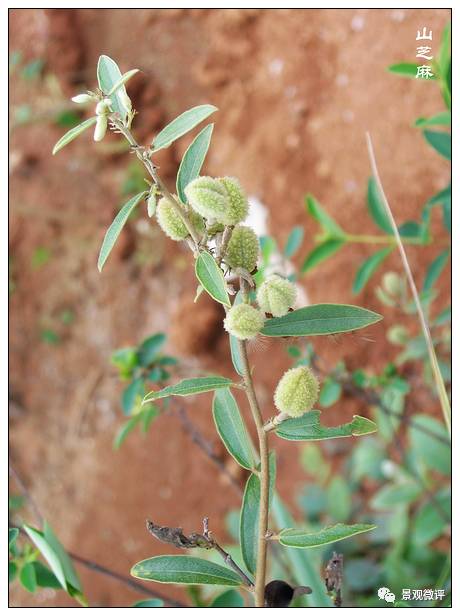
top-left (47, 55), bottom-right (386, 608)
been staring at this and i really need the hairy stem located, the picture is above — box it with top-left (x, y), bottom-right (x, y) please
top-left (238, 339), bottom-right (269, 607)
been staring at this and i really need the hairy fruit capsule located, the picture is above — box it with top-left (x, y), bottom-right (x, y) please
top-left (225, 225), bottom-right (259, 272)
top-left (94, 115), bottom-right (108, 142)
top-left (257, 274), bottom-right (297, 317)
top-left (156, 197), bottom-right (204, 241)
top-left (274, 366), bottom-right (319, 417)
top-left (185, 176), bottom-right (230, 224)
top-left (223, 303), bottom-right (264, 340)
top-left (218, 177), bottom-right (249, 225)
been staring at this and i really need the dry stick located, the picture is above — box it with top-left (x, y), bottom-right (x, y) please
top-left (237, 336), bottom-right (270, 608)
top-left (365, 133), bottom-right (451, 437)
top-left (9, 464), bottom-right (186, 608)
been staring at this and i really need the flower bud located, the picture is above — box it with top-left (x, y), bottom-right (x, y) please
top-left (274, 366), bottom-right (319, 417)
top-left (257, 275), bottom-right (296, 317)
top-left (387, 325), bottom-right (408, 346)
top-left (225, 225), bottom-right (259, 272)
top-left (382, 271), bottom-right (402, 296)
top-left (156, 197), bottom-right (204, 241)
top-left (185, 176), bottom-right (230, 224)
top-left (147, 192), bottom-right (157, 218)
top-left (96, 98), bottom-right (112, 116)
top-left (223, 303), bottom-right (264, 340)
top-left (218, 177), bottom-right (249, 225)
top-left (71, 93), bottom-right (95, 104)
top-left (94, 115), bottom-right (108, 142)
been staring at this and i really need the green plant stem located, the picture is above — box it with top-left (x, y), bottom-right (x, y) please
top-left (237, 338), bottom-right (269, 607)
top-left (344, 233), bottom-right (425, 246)
top-left (366, 133), bottom-right (451, 437)
top-left (111, 117), bottom-right (201, 248)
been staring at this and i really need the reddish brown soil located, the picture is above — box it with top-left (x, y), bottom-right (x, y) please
top-left (9, 8), bottom-right (450, 607)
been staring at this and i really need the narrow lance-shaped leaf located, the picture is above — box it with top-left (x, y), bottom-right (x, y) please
top-left (97, 55), bottom-right (130, 120)
top-left (301, 238), bottom-right (345, 273)
top-left (213, 388), bottom-right (255, 470)
top-left (284, 226), bottom-right (304, 258)
top-left (278, 523), bottom-right (377, 548)
top-left (52, 117), bottom-right (97, 155)
top-left (423, 249), bottom-right (450, 292)
top-left (352, 247), bottom-right (393, 294)
top-left (195, 251), bottom-right (231, 307)
top-left (414, 111), bottom-right (451, 128)
top-left (23, 524), bottom-right (67, 591)
top-left (152, 104), bottom-right (218, 151)
top-left (275, 410), bottom-right (377, 441)
top-left (305, 195), bottom-right (345, 238)
top-left (210, 590), bottom-right (244, 608)
top-left (107, 68), bottom-right (139, 96)
top-left (229, 291), bottom-right (244, 376)
top-left (262, 304), bottom-right (382, 337)
top-left (131, 555), bottom-right (241, 586)
top-left (367, 177), bottom-right (393, 234)
top-left (143, 376), bottom-right (233, 404)
top-left (98, 192), bottom-right (147, 272)
top-left (176, 123), bottom-right (214, 204)
top-left (423, 130), bottom-right (451, 160)
top-left (387, 62), bottom-right (427, 78)
top-left (132, 599), bottom-right (164, 607)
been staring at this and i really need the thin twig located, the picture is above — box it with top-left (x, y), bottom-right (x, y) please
top-left (365, 133), bottom-right (451, 436)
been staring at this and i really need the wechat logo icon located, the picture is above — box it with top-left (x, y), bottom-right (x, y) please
top-left (378, 587), bottom-right (395, 603)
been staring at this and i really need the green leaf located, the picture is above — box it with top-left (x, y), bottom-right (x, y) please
top-left (423, 130), bottom-right (451, 160)
top-left (195, 251), bottom-right (230, 307)
top-left (279, 523), bottom-right (376, 548)
top-left (228, 291), bottom-right (245, 377)
top-left (387, 62), bottom-right (420, 78)
top-left (413, 489), bottom-right (450, 545)
top-left (19, 562), bottom-right (37, 593)
top-left (132, 598), bottom-right (165, 607)
top-left (371, 482), bottom-right (422, 509)
top-left (107, 68), bottom-right (139, 96)
top-left (122, 378), bottom-right (145, 415)
top-left (33, 561), bottom-right (62, 589)
top-left (138, 333), bottom-right (166, 367)
top-left (9, 562), bottom-right (18, 583)
top-left (271, 496), bottom-right (332, 606)
top-left (276, 411), bottom-right (377, 441)
top-left (367, 178), bottom-right (393, 234)
top-left (131, 555), bottom-right (241, 586)
top-left (98, 192), bottom-right (147, 272)
top-left (144, 376), bottom-right (233, 404)
top-left (52, 116), bottom-right (97, 155)
top-left (414, 111), bottom-right (451, 127)
top-left (261, 303), bottom-right (382, 337)
top-left (409, 415), bottom-right (450, 475)
top-left (209, 589), bottom-right (244, 607)
top-left (213, 388), bottom-right (255, 470)
top-left (305, 195), bottom-right (345, 238)
top-left (284, 226), bottom-right (304, 258)
top-left (423, 249), bottom-right (450, 292)
top-left (352, 247), bottom-right (393, 294)
top-left (301, 239), bottom-right (345, 273)
top-left (114, 415), bottom-right (141, 449)
top-left (240, 472), bottom-right (260, 575)
top-left (97, 55), bottom-right (130, 120)
top-left (42, 522), bottom-right (82, 593)
top-left (152, 105), bottom-right (218, 151)
top-left (23, 524), bottom-right (67, 590)
top-left (176, 124), bottom-right (214, 204)
top-left (9, 528), bottom-right (19, 550)
top-left (326, 476), bottom-right (352, 522)
top-left (318, 378), bottom-right (341, 407)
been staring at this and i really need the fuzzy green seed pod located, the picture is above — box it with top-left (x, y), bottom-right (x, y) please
top-left (382, 272), bottom-right (402, 296)
top-left (94, 115), bottom-right (108, 142)
top-left (223, 303), bottom-right (264, 340)
top-left (225, 225), bottom-right (259, 272)
top-left (156, 197), bottom-right (204, 241)
top-left (257, 275), bottom-right (297, 317)
top-left (185, 176), bottom-right (230, 224)
top-left (206, 221), bottom-right (225, 236)
top-left (274, 366), bottom-right (319, 418)
top-left (218, 177), bottom-right (249, 225)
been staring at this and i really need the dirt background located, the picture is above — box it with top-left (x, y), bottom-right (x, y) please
top-left (9, 8), bottom-right (450, 607)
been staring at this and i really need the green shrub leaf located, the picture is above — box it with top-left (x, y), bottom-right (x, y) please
top-left (409, 415), bottom-right (450, 475)
top-left (137, 333), bottom-right (166, 366)
top-left (98, 192), bottom-right (147, 272)
top-left (132, 599), bottom-right (164, 607)
top-left (276, 412), bottom-right (377, 441)
top-left (414, 111), bottom-right (451, 128)
top-left (52, 117), bottom-right (97, 155)
top-left (305, 195), bottom-right (345, 238)
top-left (144, 376), bottom-right (233, 404)
top-left (131, 555), bottom-right (241, 586)
top-left (113, 415), bottom-right (141, 450)
top-left (319, 378), bottom-right (342, 407)
top-left (413, 489), bottom-right (450, 545)
top-left (387, 62), bottom-right (423, 78)
top-left (9, 527), bottom-right (19, 550)
top-left (279, 523), bottom-right (376, 548)
top-left (19, 562), bottom-right (37, 593)
top-left (107, 68), bottom-right (139, 96)
top-left (23, 524), bottom-right (67, 590)
top-left (209, 589), bottom-right (244, 607)
top-left (301, 239), bottom-right (345, 273)
top-left (240, 472), bottom-right (260, 575)
top-left (371, 482), bottom-right (422, 509)
top-left (423, 249), bottom-right (450, 292)
top-left (367, 178), bottom-right (393, 234)
top-left (352, 247), bottom-right (393, 294)
top-left (262, 304), bottom-right (382, 337)
top-left (33, 561), bottom-right (62, 589)
top-left (423, 130), bottom-right (451, 160)
top-left (97, 55), bottom-right (130, 120)
top-left (176, 124), bottom-right (214, 203)
top-left (195, 251), bottom-right (230, 307)
top-left (213, 388), bottom-right (255, 470)
top-left (152, 105), bottom-right (218, 151)
top-left (284, 226), bottom-right (304, 258)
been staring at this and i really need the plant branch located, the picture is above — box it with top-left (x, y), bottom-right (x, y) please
top-left (237, 333), bottom-right (270, 607)
top-left (365, 132), bottom-right (451, 436)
